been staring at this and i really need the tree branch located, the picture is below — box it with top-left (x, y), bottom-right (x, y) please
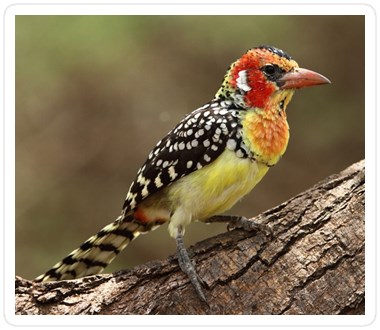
top-left (15, 160), bottom-right (365, 315)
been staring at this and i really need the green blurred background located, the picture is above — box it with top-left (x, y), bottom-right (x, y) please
top-left (16, 15), bottom-right (364, 279)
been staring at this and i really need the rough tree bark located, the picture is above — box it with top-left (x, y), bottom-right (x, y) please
top-left (15, 160), bottom-right (365, 315)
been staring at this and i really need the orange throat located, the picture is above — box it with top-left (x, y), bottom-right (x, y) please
top-left (242, 107), bottom-right (290, 166)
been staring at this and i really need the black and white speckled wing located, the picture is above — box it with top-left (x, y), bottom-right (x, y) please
top-left (123, 101), bottom-right (249, 212)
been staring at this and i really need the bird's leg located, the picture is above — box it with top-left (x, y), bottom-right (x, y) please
top-left (175, 226), bottom-right (208, 304)
top-left (206, 215), bottom-right (272, 236)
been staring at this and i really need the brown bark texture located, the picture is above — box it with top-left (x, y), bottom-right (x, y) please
top-left (15, 160), bottom-right (365, 315)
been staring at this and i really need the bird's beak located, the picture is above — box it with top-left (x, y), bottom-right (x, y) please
top-left (279, 68), bottom-right (331, 89)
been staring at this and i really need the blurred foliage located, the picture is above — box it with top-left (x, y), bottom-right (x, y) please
top-left (16, 15), bottom-right (364, 279)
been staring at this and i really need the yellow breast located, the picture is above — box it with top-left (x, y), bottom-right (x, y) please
top-left (167, 150), bottom-right (269, 221)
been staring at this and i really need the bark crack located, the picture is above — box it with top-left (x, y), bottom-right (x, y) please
top-left (279, 245), bottom-right (364, 314)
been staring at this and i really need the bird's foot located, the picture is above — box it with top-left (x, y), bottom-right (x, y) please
top-left (206, 215), bottom-right (272, 237)
top-left (175, 227), bottom-right (209, 305)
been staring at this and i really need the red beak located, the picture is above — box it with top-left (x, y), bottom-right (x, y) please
top-left (279, 68), bottom-right (331, 89)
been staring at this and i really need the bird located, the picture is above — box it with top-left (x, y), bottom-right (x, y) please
top-left (35, 45), bottom-right (330, 303)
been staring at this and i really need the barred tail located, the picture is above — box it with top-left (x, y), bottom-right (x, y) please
top-left (34, 213), bottom-right (152, 282)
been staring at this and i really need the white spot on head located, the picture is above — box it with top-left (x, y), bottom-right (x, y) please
top-left (236, 70), bottom-right (251, 92)
top-left (219, 109), bottom-right (228, 115)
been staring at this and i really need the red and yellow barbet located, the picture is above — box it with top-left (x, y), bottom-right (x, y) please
top-left (35, 46), bottom-right (330, 302)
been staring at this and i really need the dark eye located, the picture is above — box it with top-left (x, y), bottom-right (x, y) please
top-left (262, 64), bottom-right (276, 75)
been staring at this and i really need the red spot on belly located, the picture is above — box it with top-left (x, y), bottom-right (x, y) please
top-left (133, 207), bottom-right (168, 225)
top-left (133, 207), bottom-right (149, 223)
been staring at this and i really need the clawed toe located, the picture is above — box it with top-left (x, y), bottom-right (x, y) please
top-left (228, 217), bottom-right (272, 237)
top-left (205, 215), bottom-right (272, 237)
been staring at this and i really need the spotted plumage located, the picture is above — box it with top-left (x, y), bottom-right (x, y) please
top-left (35, 46), bottom-right (330, 303)
top-left (123, 102), bottom-right (250, 213)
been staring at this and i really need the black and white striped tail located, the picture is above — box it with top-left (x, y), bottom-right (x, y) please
top-left (34, 214), bottom-right (149, 282)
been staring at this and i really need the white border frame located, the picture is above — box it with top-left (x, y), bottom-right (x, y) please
top-left (2, 1), bottom-right (377, 328)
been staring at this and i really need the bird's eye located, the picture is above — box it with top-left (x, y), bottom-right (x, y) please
top-left (262, 65), bottom-right (276, 75)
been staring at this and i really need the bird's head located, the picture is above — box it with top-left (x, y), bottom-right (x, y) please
top-left (216, 46), bottom-right (331, 110)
